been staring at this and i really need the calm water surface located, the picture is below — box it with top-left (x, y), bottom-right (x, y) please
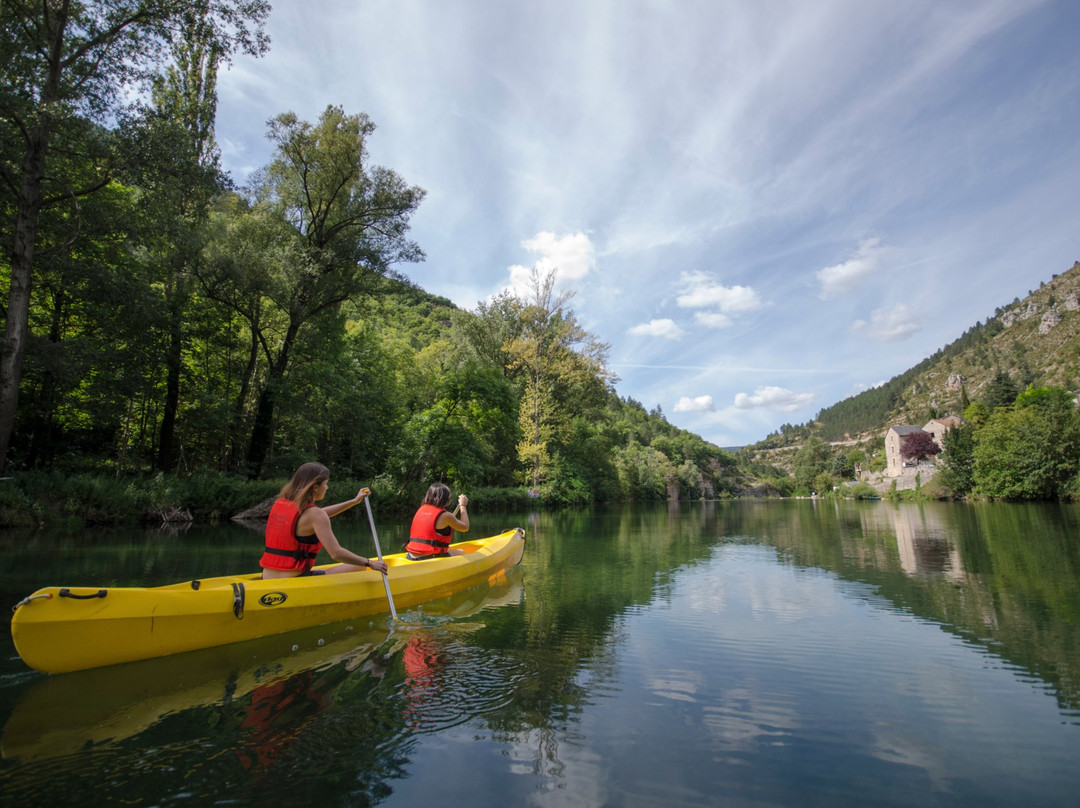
top-left (1, 500), bottom-right (1078, 806)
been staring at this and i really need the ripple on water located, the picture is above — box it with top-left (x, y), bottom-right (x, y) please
top-left (384, 628), bottom-right (533, 736)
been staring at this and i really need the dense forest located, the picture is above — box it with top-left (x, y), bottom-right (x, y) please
top-left (0, 1), bottom-right (740, 526)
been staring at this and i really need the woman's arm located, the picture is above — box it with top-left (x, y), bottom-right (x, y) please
top-left (305, 506), bottom-right (388, 573)
top-left (436, 495), bottom-right (470, 532)
top-left (322, 488), bottom-right (370, 519)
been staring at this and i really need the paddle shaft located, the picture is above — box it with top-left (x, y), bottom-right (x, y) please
top-left (363, 497), bottom-right (398, 620)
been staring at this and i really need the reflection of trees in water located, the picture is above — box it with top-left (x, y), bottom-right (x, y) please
top-left (4, 501), bottom-right (1077, 802)
top-left (725, 500), bottom-right (1080, 713)
top-left (468, 503), bottom-right (724, 777)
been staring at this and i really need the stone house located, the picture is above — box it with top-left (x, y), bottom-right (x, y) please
top-left (923, 415), bottom-right (964, 448)
top-left (884, 416), bottom-right (964, 477)
top-left (884, 425), bottom-right (927, 477)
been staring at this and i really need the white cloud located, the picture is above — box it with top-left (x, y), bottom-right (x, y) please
top-left (816, 238), bottom-right (887, 299)
top-left (674, 395), bottom-right (716, 413)
top-left (694, 311), bottom-right (734, 329)
top-left (628, 319), bottom-right (685, 340)
top-left (851, 304), bottom-right (922, 342)
top-left (676, 271), bottom-right (762, 312)
top-left (505, 231), bottom-right (596, 297)
top-left (734, 386), bottom-right (816, 412)
top-left (522, 231), bottom-right (595, 280)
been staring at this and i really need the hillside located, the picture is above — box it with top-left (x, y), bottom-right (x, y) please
top-left (751, 260), bottom-right (1080, 461)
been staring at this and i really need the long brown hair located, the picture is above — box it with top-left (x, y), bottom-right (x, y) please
top-left (422, 482), bottom-right (451, 509)
top-left (280, 462), bottom-right (329, 509)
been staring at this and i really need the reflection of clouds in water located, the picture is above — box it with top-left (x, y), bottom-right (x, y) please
top-left (869, 730), bottom-right (951, 792)
top-left (645, 667), bottom-right (703, 703)
top-left (686, 546), bottom-right (844, 623)
top-left (748, 570), bottom-right (843, 623)
top-left (703, 686), bottom-right (801, 751)
top-left (509, 729), bottom-right (609, 808)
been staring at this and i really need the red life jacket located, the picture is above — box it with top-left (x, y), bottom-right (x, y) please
top-left (405, 504), bottom-right (452, 557)
top-left (260, 498), bottom-right (321, 571)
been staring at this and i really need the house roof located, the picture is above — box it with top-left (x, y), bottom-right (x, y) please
top-left (928, 415), bottom-right (964, 426)
top-left (887, 425), bottom-right (926, 436)
top-left (923, 416), bottom-right (965, 432)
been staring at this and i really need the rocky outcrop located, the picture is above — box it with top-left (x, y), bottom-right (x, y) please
top-left (1039, 308), bottom-right (1062, 334)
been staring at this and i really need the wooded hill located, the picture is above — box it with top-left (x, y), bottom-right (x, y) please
top-left (751, 260), bottom-right (1080, 456)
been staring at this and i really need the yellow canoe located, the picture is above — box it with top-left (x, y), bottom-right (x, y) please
top-left (10, 527), bottom-right (525, 674)
top-left (3, 568), bottom-right (524, 761)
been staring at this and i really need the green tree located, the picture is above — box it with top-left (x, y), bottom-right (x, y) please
top-left (16, 176), bottom-right (150, 469)
top-left (937, 423), bottom-right (975, 496)
top-left (613, 440), bottom-right (674, 500)
top-left (389, 342), bottom-right (517, 491)
top-left (1014, 384), bottom-right (1074, 411)
top-left (558, 416), bottom-right (619, 501)
top-left (144, 3), bottom-right (228, 473)
top-left (505, 269), bottom-right (612, 488)
top-left (813, 470), bottom-right (837, 497)
top-left (792, 436), bottom-right (832, 494)
top-left (830, 451), bottom-right (855, 479)
top-left (963, 400), bottom-right (990, 427)
top-left (0, 0), bottom-right (269, 471)
top-left (973, 393), bottom-right (1080, 499)
top-left (241, 106), bottom-right (425, 476)
top-left (451, 291), bottom-right (522, 375)
top-left (982, 370), bottom-right (1020, 410)
top-left (196, 195), bottom-right (282, 470)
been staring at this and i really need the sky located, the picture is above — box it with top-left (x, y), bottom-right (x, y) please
top-left (213, 0), bottom-right (1080, 448)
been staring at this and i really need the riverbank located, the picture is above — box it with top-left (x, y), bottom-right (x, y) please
top-left (0, 470), bottom-right (545, 530)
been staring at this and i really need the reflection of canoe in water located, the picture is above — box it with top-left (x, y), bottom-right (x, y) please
top-left (2, 567), bottom-right (524, 762)
top-left (10, 528), bottom-right (525, 674)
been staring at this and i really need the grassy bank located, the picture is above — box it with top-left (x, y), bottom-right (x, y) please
top-left (0, 471), bottom-right (542, 530)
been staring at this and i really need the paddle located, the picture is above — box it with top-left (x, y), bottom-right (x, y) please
top-left (363, 497), bottom-right (398, 620)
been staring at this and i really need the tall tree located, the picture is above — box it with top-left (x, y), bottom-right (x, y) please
top-left (0, 0), bottom-right (269, 471)
top-left (145, 3), bottom-right (227, 472)
top-left (791, 435), bottom-right (832, 494)
top-left (505, 269), bottom-right (612, 489)
top-left (982, 369), bottom-right (1020, 410)
top-left (938, 423), bottom-right (975, 496)
top-left (196, 194), bottom-right (277, 471)
top-left (242, 106), bottom-right (425, 476)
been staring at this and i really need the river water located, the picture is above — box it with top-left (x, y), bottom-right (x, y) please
top-left (0, 500), bottom-right (1078, 806)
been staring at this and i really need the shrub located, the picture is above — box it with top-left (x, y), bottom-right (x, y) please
top-left (842, 482), bottom-right (881, 500)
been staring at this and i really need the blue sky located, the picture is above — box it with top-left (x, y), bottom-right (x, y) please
top-left (213, 0), bottom-right (1080, 448)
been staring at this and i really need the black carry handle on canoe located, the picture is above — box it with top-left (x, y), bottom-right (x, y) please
top-left (59, 588), bottom-right (107, 599)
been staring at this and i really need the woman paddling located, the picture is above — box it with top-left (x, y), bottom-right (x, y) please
top-left (261, 462), bottom-right (389, 579)
top-left (405, 482), bottom-right (469, 560)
